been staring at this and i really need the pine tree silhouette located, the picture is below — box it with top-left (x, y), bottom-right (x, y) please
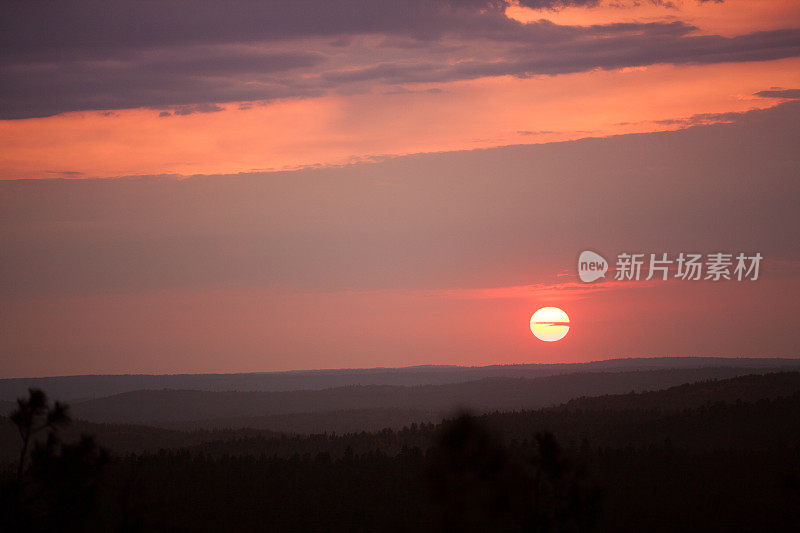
top-left (10, 388), bottom-right (70, 482)
top-left (6, 388), bottom-right (108, 531)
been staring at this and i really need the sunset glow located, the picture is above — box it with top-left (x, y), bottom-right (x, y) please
top-left (1, 0), bottom-right (799, 376)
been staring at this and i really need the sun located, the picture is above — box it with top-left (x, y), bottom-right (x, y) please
top-left (530, 307), bottom-right (570, 342)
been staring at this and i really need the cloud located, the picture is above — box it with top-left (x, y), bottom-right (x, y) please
top-left (45, 170), bottom-right (83, 177)
top-left (0, 47), bottom-right (326, 119)
top-left (169, 103), bottom-right (226, 116)
top-left (754, 88), bottom-right (800, 99)
top-left (1, 101), bottom-right (798, 297)
top-left (653, 110), bottom-right (742, 126)
top-left (0, 1), bottom-right (798, 118)
top-left (518, 0), bottom-right (601, 9)
top-left (315, 25), bottom-right (800, 85)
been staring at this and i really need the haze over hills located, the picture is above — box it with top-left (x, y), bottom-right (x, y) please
top-left (3, 371), bottom-right (800, 464)
top-left (2, 356), bottom-right (799, 402)
top-left (6, 370), bottom-right (797, 532)
top-left (185, 371), bottom-right (800, 457)
top-left (48, 366), bottom-right (800, 428)
top-left (561, 372), bottom-right (800, 411)
top-left (4, 369), bottom-right (800, 533)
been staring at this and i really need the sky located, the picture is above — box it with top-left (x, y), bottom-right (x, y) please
top-left (1, 0), bottom-right (799, 377)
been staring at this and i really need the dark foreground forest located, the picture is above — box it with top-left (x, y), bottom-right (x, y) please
top-left (3, 373), bottom-right (800, 532)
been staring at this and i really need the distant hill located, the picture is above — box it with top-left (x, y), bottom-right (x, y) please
top-left (2, 356), bottom-right (798, 402)
top-left (160, 408), bottom-right (441, 433)
top-left (2, 371), bottom-right (799, 464)
top-left (5, 372), bottom-right (797, 532)
top-left (561, 372), bottom-right (800, 411)
top-left (60, 367), bottom-right (800, 426)
top-left (168, 370), bottom-right (800, 456)
top-left (107, 375), bottom-right (800, 533)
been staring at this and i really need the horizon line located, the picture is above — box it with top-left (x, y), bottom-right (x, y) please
top-left (3, 355), bottom-right (800, 381)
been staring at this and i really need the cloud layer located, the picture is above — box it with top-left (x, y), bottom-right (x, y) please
top-left (2, 100), bottom-right (798, 297)
top-left (2, 0), bottom-right (799, 118)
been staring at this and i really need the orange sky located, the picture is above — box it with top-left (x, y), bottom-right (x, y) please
top-left (506, 0), bottom-right (800, 36)
top-left (3, 269), bottom-right (798, 376)
top-left (1, 0), bottom-right (799, 377)
top-left (1, 0), bottom-right (799, 179)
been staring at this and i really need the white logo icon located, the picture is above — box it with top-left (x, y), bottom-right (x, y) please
top-left (578, 250), bottom-right (608, 283)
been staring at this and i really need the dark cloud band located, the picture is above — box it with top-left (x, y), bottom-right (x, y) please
top-left (0, 0), bottom-right (794, 119)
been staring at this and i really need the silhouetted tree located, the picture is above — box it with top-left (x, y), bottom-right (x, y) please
top-left (5, 389), bottom-right (108, 532)
top-left (10, 388), bottom-right (70, 482)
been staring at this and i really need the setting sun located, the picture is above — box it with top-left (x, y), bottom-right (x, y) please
top-left (530, 307), bottom-right (570, 342)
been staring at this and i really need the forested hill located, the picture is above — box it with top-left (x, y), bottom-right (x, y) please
top-left (174, 371), bottom-right (800, 457)
top-left (3, 371), bottom-right (799, 463)
top-left (561, 371), bottom-right (800, 411)
top-left (2, 356), bottom-right (799, 401)
top-left (66, 367), bottom-right (795, 425)
top-left (4, 371), bottom-right (800, 533)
